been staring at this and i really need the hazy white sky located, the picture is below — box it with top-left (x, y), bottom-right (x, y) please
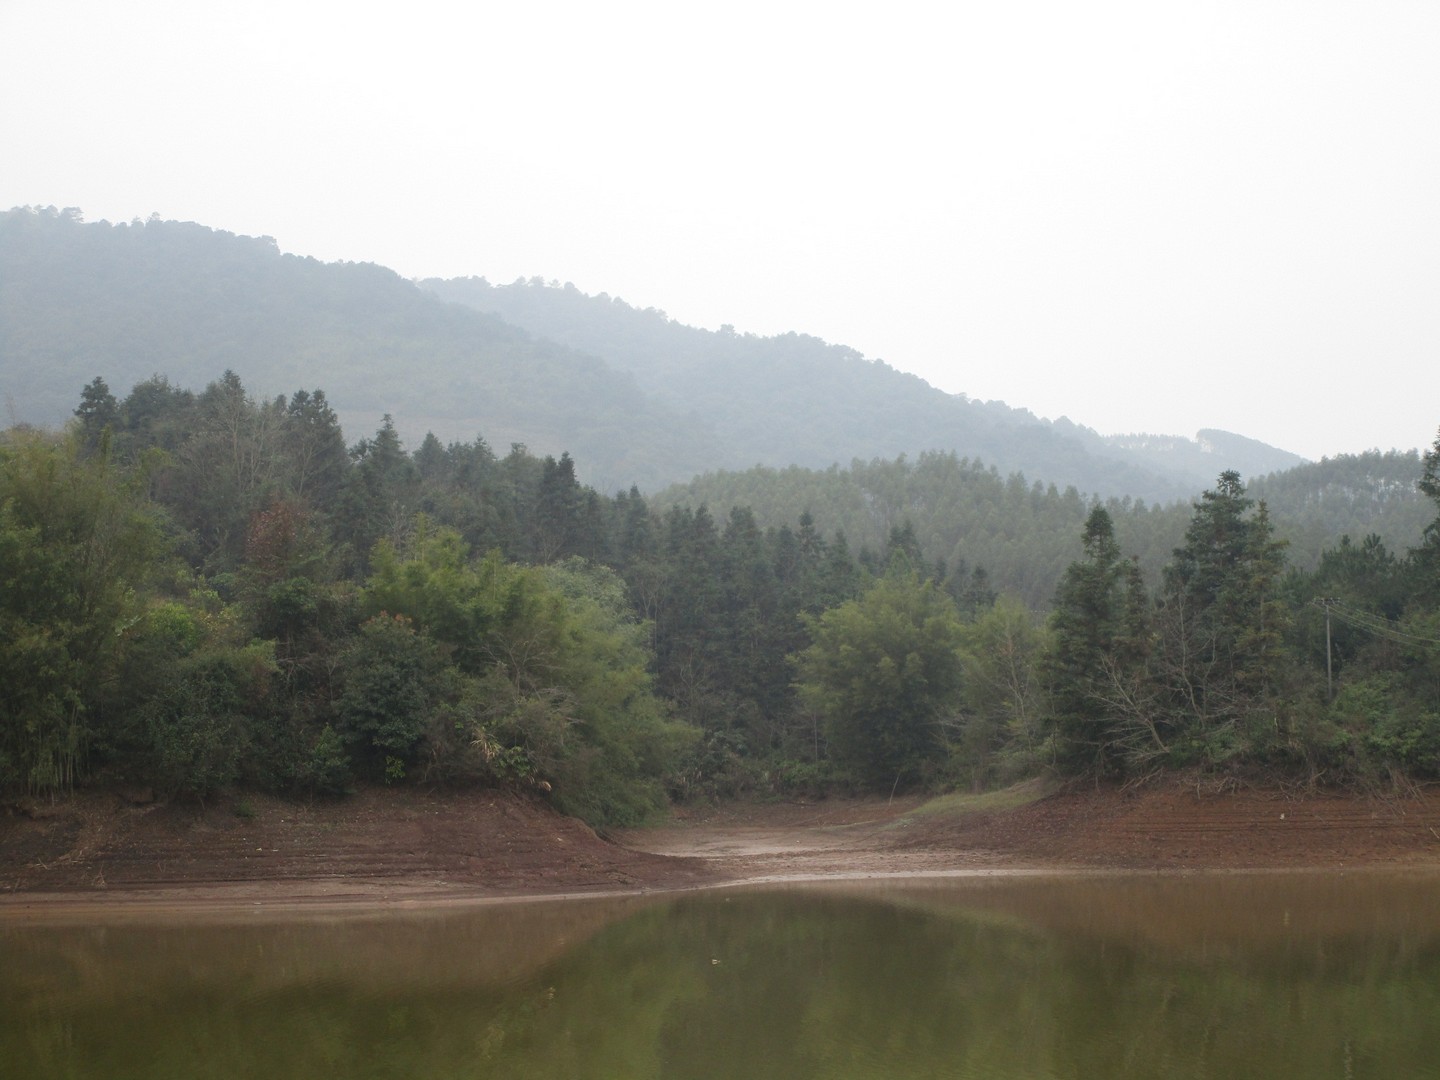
top-left (3, 0), bottom-right (1437, 461)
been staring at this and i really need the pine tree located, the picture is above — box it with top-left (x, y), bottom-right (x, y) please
top-left (1047, 505), bottom-right (1142, 773)
top-left (282, 389), bottom-right (348, 510)
top-left (534, 452), bottom-right (584, 562)
top-left (73, 376), bottom-right (118, 454)
top-left (337, 415), bottom-right (419, 567)
top-left (1156, 471), bottom-right (1289, 734)
top-left (1411, 427), bottom-right (1440, 606)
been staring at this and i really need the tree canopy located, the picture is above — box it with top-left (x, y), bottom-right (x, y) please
top-left (795, 572), bottom-right (966, 789)
top-left (4, 371), bottom-right (1439, 820)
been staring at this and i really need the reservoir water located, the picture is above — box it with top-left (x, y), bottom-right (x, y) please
top-left (4, 872), bottom-right (1439, 1079)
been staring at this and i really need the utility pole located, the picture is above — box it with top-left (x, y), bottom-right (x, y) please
top-left (1316, 598), bottom-right (1338, 701)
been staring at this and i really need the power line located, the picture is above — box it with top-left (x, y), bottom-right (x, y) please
top-left (1311, 598), bottom-right (1440, 650)
top-left (1327, 602), bottom-right (1439, 646)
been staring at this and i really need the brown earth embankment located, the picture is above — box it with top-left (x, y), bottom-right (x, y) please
top-left (3, 779), bottom-right (1439, 918)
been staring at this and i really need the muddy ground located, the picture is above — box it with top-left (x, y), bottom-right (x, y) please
top-left (3, 778), bottom-right (1439, 916)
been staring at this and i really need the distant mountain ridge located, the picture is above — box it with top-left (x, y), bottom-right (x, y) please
top-left (1089, 426), bottom-right (1306, 489)
top-left (2, 205), bottom-right (1302, 499)
top-left (421, 276), bottom-right (1307, 498)
top-left (0, 208), bottom-right (720, 490)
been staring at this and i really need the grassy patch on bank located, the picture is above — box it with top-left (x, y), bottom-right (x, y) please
top-left (907, 778), bottom-right (1052, 820)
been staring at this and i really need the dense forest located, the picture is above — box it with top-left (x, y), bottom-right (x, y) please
top-left (652, 449), bottom-right (1431, 608)
top-left (4, 372), bottom-right (1438, 822)
top-left (3, 205), bottom-right (1307, 500)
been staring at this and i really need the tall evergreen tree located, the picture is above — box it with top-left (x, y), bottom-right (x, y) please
top-left (73, 376), bottom-right (118, 454)
top-left (654, 505), bottom-right (725, 724)
top-left (1047, 506), bottom-right (1151, 773)
top-left (533, 452), bottom-right (585, 562)
top-left (1410, 427), bottom-right (1440, 606)
top-left (1156, 471), bottom-right (1289, 737)
top-left (282, 389), bottom-right (349, 511)
top-left (337, 415), bottom-right (418, 568)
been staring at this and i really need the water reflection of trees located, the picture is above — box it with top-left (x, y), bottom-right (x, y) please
top-left (5, 880), bottom-right (1440, 1079)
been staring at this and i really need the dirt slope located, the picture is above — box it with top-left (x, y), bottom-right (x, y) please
top-left (0, 787), bottom-right (717, 906)
top-left (3, 780), bottom-right (1439, 915)
top-left (893, 780), bottom-right (1440, 870)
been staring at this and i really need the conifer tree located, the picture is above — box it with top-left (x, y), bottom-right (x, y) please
top-left (73, 376), bottom-right (118, 454)
top-left (1410, 427), bottom-right (1440, 606)
top-left (337, 415), bottom-right (418, 567)
top-left (1047, 505), bottom-right (1145, 773)
top-left (1155, 471), bottom-right (1288, 735)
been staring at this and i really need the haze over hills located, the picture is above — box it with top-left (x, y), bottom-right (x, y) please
top-left (647, 447), bottom-right (1431, 608)
top-left (423, 276), bottom-right (1308, 499)
top-left (3, 206), bottom-right (1305, 499)
top-left (0, 208), bottom-right (719, 491)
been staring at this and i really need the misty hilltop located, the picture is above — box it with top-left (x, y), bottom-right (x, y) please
top-left (423, 276), bottom-right (1307, 498)
top-left (2, 206), bottom-right (1302, 498)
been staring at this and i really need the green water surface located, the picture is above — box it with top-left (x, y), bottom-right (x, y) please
top-left (4, 873), bottom-right (1439, 1079)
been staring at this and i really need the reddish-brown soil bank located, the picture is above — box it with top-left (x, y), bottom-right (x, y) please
top-left (3, 778), bottom-right (1438, 917)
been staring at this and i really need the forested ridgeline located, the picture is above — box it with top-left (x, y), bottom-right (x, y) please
top-left (424, 275), bottom-right (1307, 501)
top-left (0, 206), bottom-right (717, 491)
top-left (653, 450), bottom-right (1431, 609)
top-left (4, 205), bottom-right (1304, 502)
top-left (4, 373), bottom-right (1439, 822)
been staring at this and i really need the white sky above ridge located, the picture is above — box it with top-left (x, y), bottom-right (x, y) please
top-left (3, 0), bottom-right (1437, 462)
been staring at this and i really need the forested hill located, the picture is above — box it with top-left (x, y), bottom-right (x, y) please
top-left (651, 448), bottom-right (1431, 609)
top-left (0, 205), bottom-right (1307, 501)
top-left (0, 207), bottom-right (720, 491)
top-left (7, 377), bottom-right (1433, 807)
top-left (422, 276), bottom-right (1307, 499)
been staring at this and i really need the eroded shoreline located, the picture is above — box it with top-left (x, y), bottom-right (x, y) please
top-left (5, 781), bottom-right (1439, 923)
